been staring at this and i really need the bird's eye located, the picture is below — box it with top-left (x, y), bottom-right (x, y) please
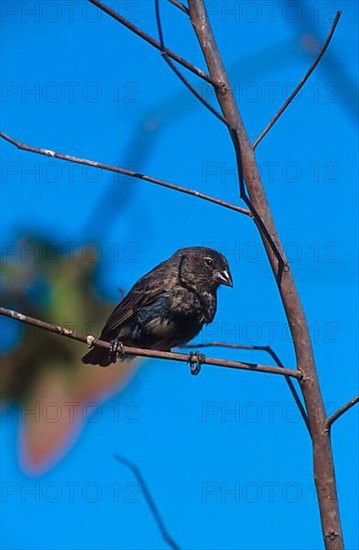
top-left (204, 257), bottom-right (214, 267)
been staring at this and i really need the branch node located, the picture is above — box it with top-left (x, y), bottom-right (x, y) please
top-left (155, 0), bottom-right (227, 125)
top-left (86, 335), bottom-right (95, 347)
top-left (217, 81), bottom-right (228, 96)
top-left (296, 370), bottom-right (305, 381)
top-left (89, 0), bottom-right (215, 85)
top-left (325, 531), bottom-right (341, 542)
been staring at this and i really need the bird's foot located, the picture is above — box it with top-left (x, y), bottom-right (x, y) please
top-left (109, 339), bottom-right (125, 364)
top-left (188, 351), bottom-right (205, 376)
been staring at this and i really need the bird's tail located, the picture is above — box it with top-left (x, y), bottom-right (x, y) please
top-left (81, 346), bottom-right (112, 367)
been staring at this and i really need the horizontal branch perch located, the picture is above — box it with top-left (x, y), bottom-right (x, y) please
top-left (327, 396), bottom-right (359, 428)
top-left (0, 132), bottom-right (251, 217)
top-left (0, 306), bottom-right (301, 378)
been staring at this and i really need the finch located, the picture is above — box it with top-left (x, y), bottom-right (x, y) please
top-left (81, 246), bottom-right (233, 367)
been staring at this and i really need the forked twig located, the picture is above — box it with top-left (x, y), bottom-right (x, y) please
top-left (88, 0), bottom-right (216, 86)
top-left (182, 341), bottom-right (310, 434)
top-left (155, 0), bottom-right (286, 280)
top-left (115, 455), bottom-right (181, 550)
top-left (155, 0), bottom-right (227, 124)
top-left (162, 55), bottom-right (228, 124)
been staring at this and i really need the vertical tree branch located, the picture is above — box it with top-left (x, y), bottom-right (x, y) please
top-left (187, 1), bottom-right (343, 548)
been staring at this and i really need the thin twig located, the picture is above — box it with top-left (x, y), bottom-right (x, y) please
top-left (253, 11), bottom-right (342, 149)
top-left (162, 55), bottom-right (227, 123)
top-left (155, 0), bottom-right (227, 124)
top-left (88, 0), bottom-right (216, 86)
top-left (327, 396), bottom-right (359, 428)
top-left (261, 345), bottom-right (310, 434)
top-left (168, 0), bottom-right (189, 14)
top-left (157, 0), bottom-right (313, 281)
top-left (0, 132), bottom-right (251, 217)
top-left (0, 306), bottom-right (301, 378)
top-left (182, 341), bottom-right (310, 434)
top-left (154, 0), bottom-right (165, 45)
top-left (115, 455), bottom-right (181, 550)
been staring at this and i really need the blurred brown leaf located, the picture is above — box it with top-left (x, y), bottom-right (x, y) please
top-left (1, 236), bottom-right (137, 473)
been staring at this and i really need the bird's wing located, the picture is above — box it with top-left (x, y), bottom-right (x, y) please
top-left (100, 273), bottom-right (166, 337)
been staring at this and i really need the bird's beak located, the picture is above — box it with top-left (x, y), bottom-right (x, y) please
top-left (216, 269), bottom-right (233, 287)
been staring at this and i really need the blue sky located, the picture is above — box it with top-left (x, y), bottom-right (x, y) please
top-left (1, 1), bottom-right (358, 549)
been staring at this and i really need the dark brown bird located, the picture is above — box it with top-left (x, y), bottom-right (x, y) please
top-left (82, 247), bottom-right (233, 367)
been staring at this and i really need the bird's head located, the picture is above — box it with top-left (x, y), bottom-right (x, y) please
top-left (175, 247), bottom-right (233, 291)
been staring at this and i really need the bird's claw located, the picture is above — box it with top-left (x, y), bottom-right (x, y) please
top-left (188, 351), bottom-right (205, 376)
top-left (109, 339), bottom-right (125, 364)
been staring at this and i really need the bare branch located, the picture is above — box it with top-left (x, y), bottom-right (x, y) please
top-left (0, 306), bottom-right (301, 378)
top-left (168, 0), bottom-right (189, 15)
top-left (88, 0), bottom-right (216, 86)
top-left (155, 0), bottom-right (227, 124)
top-left (154, 0), bottom-right (165, 45)
top-left (327, 396), bottom-right (359, 428)
top-left (115, 455), bottom-right (181, 550)
top-left (187, 1), bottom-right (343, 547)
top-left (182, 341), bottom-right (310, 434)
top-left (162, 55), bottom-right (228, 124)
top-left (253, 11), bottom-right (342, 150)
top-left (0, 132), bottom-right (251, 217)
top-left (1, 3), bottom-right (349, 547)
